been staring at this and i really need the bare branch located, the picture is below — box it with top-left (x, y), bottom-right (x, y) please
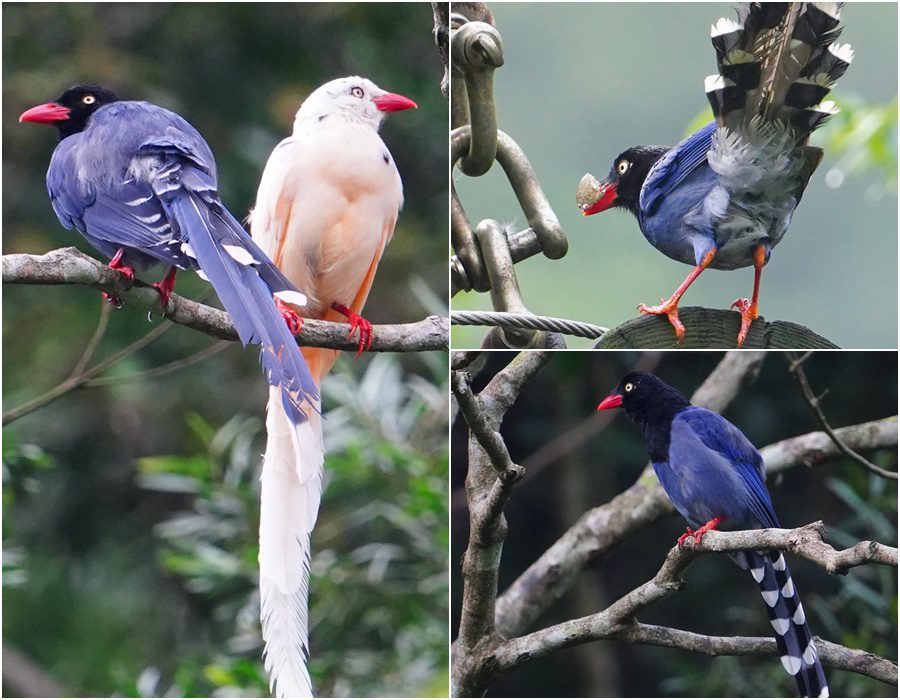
top-left (452, 351), bottom-right (552, 695)
top-left (488, 524), bottom-right (897, 687)
top-left (2, 248), bottom-right (449, 353)
top-left (787, 352), bottom-right (898, 480)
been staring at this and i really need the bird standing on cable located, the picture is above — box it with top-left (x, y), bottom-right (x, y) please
top-left (582, 3), bottom-right (853, 346)
top-left (598, 371), bottom-right (828, 697)
top-left (248, 76), bottom-right (416, 697)
top-left (19, 84), bottom-right (317, 433)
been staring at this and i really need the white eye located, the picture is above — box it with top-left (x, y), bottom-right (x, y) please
top-left (350, 86), bottom-right (364, 98)
top-left (624, 382), bottom-right (634, 392)
top-left (82, 94), bottom-right (96, 105)
top-left (617, 160), bottom-right (630, 175)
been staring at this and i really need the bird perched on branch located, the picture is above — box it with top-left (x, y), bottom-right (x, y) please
top-left (582, 3), bottom-right (853, 346)
top-left (598, 372), bottom-right (828, 698)
top-left (248, 76), bottom-right (416, 697)
top-left (19, 84), bottom-right (317, 434)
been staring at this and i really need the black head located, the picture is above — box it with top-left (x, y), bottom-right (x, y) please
top-left (582, 145), bottom-right (668, 218)
top-left (597, 372), bottom-right (691, 456)
top-left (19, 84), bottom-right (119, 139)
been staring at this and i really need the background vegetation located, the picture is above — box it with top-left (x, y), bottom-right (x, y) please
top-left (452, 3), bottom-right (898, 348)
top-left (3, 3), bottom-right (448, 697)
top-left (451, 351), bottom-right (897, 697)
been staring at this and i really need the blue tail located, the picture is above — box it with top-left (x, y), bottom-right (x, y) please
top-left (746, 550), bottom-right (828, 698)
top-left (168, 190), bottom-right (318, 424)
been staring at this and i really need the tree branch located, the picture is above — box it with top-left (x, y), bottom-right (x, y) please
top-left (2, 248), bottom-right (448, 353)
top-left (451, 351), bottom-right (552, 695)
top-left (487, 524), bottom-right (897, 687)
top-left (787, 352), bottom-right (898, 480)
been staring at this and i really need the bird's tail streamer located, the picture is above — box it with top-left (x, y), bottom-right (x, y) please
top-left (745, 550), bottom-right (828, 698)
top-left (259, 386), bottom-right (323, 698)
top-left (166, 190), bottom-right (318, 425)
top-left (705, 3), bottom-right (852, 139)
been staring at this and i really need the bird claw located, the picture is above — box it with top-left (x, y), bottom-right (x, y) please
top-left (731, 297), bottom-right (758, 348)
top-left (275, 298), bottom-right (304, 336)
top-left (332, 302), bottom-right (373, 356)
top-left (677, 527), bottom-right (695, 549)
top-left (637, 299), bottom-right (685, 341)
top-left (152, 268), bottom-right (178, 312)
top-left (677, 516), bottom-right (725, 549)
top-left (101, 291), bottom-right (124, 309)
top-left (102, 249), bottom-right (134, 308)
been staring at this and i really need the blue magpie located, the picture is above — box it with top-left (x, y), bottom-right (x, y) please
top-left (598, 371), bottom-right (828, 697)
top-left (20, 84), bottom-right (318, 425)
top-left (583, 3), bottom-right (853, 346)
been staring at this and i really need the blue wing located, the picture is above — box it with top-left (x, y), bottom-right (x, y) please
top-left (640, 121), bottom-right (717, 217)
top-left (674, 407), bottom-right (779, 529)
top-left (45, 100), bottom-right (318, 422)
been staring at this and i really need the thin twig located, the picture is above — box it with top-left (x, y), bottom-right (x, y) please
top-left (84, 340), bottom-right (230, 388)
top-left (3, 321), bottom-right (175, 425)
top-left (69, 302), bottom-right (111, 377)
top-left (787, 352), bottom-right (898, 481)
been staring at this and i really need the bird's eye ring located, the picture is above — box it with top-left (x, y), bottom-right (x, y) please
top-left (350, 87), bottom-right (364, 98)
top-left (82, 95), bottom-right (96, 105)
top-left (624, 382), bottom-right (634, 392)
top-left (617, 160), bottom-right (630, 175)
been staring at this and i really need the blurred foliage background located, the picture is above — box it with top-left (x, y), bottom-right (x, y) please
top-left (451, 351), bottom-right (897, 697)
top-left (3, 3), bottom-right (448, 697)
top-left (452, 3), bottom-right (898, 348)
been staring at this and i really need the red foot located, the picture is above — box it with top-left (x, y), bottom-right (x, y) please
top-left (275, 297), bottom-right (304, 336)
top-left (731, 297), bottom-right (758, 348)
top-left (638, 296), bottom-right (685, 342)
top-left (332, 302), bottom-right (373, 356)
top-left (677, 516), bottom-right (726, 549)
top-left (152, 267), bottom-right (178, 310)
top-left (103, 248), bottom-right (135, 308)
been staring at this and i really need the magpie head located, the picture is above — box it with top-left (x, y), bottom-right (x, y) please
top-left (597, 371), bottom-right (690, 425)
top-left (20, 84), bottom-right (119, 139)
top-left (293, 76), bottom-right (416, 131)
top-left (582, 146), bottom-right (668, 218)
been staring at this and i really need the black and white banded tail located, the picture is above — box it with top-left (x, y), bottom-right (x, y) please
top-left (705, 2), bottom-right (853, 140)
top-left (746, 550), bottom-right (828, 698)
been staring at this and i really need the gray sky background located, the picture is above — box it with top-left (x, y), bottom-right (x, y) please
top-left (453, 2), bottom-right (898, 348)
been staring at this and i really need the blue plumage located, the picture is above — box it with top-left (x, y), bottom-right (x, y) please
top-left (583, 3), bottom-right (852, 345)
top-left (598, 371), bottom-right (828, 698)
top-left (22, 85), bottom-right (317, 424)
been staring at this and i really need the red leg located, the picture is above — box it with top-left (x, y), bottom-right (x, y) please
top-left (274, 297), bottom-right (304, 336)
top-left (681, 515), bottom-right (726, 548)
top-left (152, 267), bottom-right (178, 309)
top-left (102, 248), bottom-right (136, 307)
top-left (638, 248), bottom-right (717, 342)
top-left (332, 302), bottom-right (373, 356)
top-left (731, 244), bottom-right (767, 347)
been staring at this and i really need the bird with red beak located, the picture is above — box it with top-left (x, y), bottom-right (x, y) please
top-left (248, 75), bottom-right (415, 698)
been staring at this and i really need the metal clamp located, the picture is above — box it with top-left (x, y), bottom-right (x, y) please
top-left (450, 3), bottom-right (568, 349)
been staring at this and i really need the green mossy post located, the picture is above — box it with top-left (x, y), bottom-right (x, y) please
top-left (594, 307), bottom-right (839, 349)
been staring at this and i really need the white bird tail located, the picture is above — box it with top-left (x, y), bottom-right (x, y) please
top-left (259, 386), bottom-right (324, 698)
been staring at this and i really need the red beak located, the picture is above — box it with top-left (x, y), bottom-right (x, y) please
top-left (581, 181), bottom-right (618, 216)
top-left (19, 102), bottom-right (71, 124)
top-left (373, 92), bottom-right (417, 113)
top-left (596, 393), bottom-right (623, 411)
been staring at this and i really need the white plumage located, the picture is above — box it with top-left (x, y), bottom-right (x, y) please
top-left (250, 76), bottom-right (413, 697)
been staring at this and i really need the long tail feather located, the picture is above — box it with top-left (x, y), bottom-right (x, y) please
top-left (746, 550), bottom-right (828, 697)
top-left (168, 191), bottom-right (318, 424)
top-left (260, 388), bottom-right (323, 698)
top-left (705, 2), bottom-right (851, 140)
